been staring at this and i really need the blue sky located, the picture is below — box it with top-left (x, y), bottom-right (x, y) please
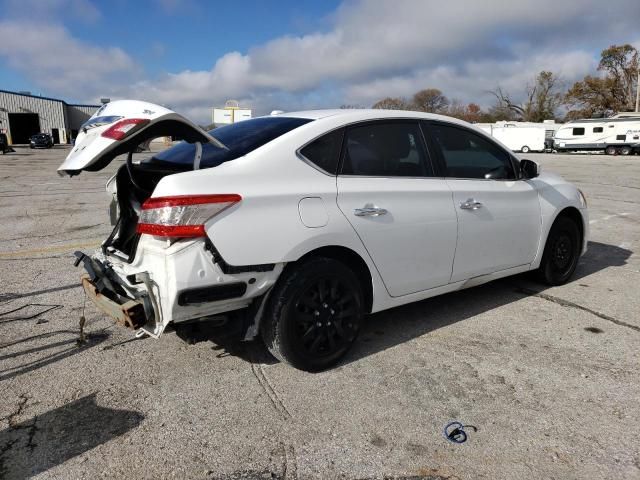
top-left (0, 0), bottom-right (639, 122)
top-left (0, 0), bottom-right (340, 93)
top-left (68, 1), bottom-right (342, 76)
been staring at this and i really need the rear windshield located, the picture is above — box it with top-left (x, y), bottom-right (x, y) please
top-left (149, 116), bottom-right (312, 169)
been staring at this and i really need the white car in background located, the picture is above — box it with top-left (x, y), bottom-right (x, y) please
top-left (59, 100), bottom-right (589, 371)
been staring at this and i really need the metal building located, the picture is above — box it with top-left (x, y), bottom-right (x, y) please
top-left (0, 89), bottom-right (101, 145)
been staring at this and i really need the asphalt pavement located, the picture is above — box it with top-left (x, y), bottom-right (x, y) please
top-left (1, 146), bottom-right (639, 479)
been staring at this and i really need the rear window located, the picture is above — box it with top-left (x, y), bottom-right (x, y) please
top-left (299, 129), bottom-right (344, 174)
top-left (150, 116), bottom-right (312, 169)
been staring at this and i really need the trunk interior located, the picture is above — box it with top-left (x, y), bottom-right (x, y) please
top-left (104, 159), bottom-right (188, 261)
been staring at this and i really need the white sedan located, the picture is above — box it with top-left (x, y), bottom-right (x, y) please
top-left (59, 100), bottom-right (589, 371)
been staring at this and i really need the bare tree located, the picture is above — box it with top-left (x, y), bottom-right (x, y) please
top-left (446, 101), bottom-right (485, 123)
top-left (489, 87), bottom-right (522, 121)
top-left (491, 71), bottom-right (563, 122)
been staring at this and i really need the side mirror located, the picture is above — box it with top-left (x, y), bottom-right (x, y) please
top-left (520, 159), bottom-right (540, 179)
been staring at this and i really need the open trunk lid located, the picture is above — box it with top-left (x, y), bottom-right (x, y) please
top-left (57, 100), bottom-right (225, 176)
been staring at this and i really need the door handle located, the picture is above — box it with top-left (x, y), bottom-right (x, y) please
top-left (459, 198), bottom-right (483, 210)
top-left (354, 206), bottom-right (388, 217)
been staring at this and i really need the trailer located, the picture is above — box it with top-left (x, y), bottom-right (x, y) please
top-left (476, 121), bottom-right (560, 153)
top-left (553, 114), bottom-right (640, 155)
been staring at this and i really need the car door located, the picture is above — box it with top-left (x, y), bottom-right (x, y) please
top-left (424, 121), bottom-right (541, 282)
top-left (336, 120), bottom-right (458, 297)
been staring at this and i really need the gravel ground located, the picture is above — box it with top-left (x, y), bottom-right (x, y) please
top-left (0, 146), bottom-right (638, 479)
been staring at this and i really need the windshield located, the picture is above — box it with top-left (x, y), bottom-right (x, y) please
top-left (149, 116), bottom-right (312, 169)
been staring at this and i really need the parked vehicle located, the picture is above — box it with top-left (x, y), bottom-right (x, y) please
top-left (477, 121), bottom-right (561, 153)
top-left (30, 133), bottom-right (54, 149)
top-left (0, 132), bottom-right (8, 154)
top-left (59, 101), bottom-right (589, 371)
top-left (553, 114), bottom-right (640, 154)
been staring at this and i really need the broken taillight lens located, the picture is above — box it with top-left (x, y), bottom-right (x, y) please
top-left (137, 194), bottom-right (241, 238)
top-left (102, 118), bottom-right (150, 140)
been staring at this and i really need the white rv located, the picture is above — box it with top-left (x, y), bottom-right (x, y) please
top-left (553, 114), bottom-right (640, 155)
top-left (477, 121), bottom-right (560, 153)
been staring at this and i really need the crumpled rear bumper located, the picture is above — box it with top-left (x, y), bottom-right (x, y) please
top-left (74, 251), bottom-right (157, 333)
top-left (81, 274), bottom-right (147, 329)
top-left (72, 238), bottom-right (284, 339)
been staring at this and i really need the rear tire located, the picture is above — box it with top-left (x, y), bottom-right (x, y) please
top-left (521, 145), bottom-right (530, 153)
top-left (261, 257), bottom-right (364, 371)
top-left (620, 146), bottom-right (632, 155)
top-left (605, 146), bottom-right (617, 155)
top-left (537, 216), bottom-right (581, 286)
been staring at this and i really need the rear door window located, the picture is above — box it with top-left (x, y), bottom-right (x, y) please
top-left (340, 122), bottom-right (433, 177)
top-left (150, 116), bottom-right (312, 169)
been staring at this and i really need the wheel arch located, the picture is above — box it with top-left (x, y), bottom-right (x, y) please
top-left (292, 245), bottom-right (374, 314)
top-left (538, 206), bottom-right (585, 266)
top-left (554, 206), bottom-right (585, 246)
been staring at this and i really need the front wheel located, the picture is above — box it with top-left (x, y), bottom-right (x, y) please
top-left (261, 257), bottom-right (364, 371)
top-left (605, 146), bottom-right (617, 155)
top-left (537, 216), bottom-right (581, 286)
top-left (521, 145), bottom-right (530, 154)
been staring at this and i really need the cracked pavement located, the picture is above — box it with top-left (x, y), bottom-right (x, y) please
top-left (0, 147), bottom-right (639, 479)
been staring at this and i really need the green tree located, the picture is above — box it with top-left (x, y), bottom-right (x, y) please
top-left (412, 88), bottom-right (449, 113)
top-left (565, 44), bottom-right (638, 118)
top-left (372, 97), bottom-right (411, 110)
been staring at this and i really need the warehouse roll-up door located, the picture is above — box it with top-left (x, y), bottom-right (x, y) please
top-left (8, 113), bottom-right (40, 144)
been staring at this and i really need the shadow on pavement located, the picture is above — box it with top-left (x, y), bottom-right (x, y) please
top-left (171, 241), bottom-right (632, 368)
top-left (573, 240), bottom-right (633, 281)
top-left (173, 319), bottom-right (277, 365)
top-left (0, 394), bottom-right (143, 479)
top-left (346, 240), bottom-right (632, 365)
top-left (0, 330), bottom-right (109, 382)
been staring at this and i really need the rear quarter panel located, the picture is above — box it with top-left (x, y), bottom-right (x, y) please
top-left (150, 122), bottom-right (380, 270)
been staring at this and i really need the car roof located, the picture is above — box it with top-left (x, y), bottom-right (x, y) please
top-left (277, 108), bottom-right (473, 126)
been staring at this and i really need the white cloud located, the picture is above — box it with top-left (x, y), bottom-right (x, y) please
top-left (123, 0), bottom-right (640, 119)
top-left (1, 0), bottom-right (639, 121)
top-left (0, 20), bottom-right (138, 99)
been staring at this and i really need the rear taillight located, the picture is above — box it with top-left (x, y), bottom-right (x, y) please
top-left (102, 118), bottom-right (150, 140)
top-left (137, 194), bottom-right (241, 238)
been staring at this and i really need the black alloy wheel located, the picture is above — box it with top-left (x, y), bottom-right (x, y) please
top-left (262, 257), bottom-right (364, 371)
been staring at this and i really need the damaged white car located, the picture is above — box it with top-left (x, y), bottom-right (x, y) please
top-left (59, 100), bottom-right (589, 371)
